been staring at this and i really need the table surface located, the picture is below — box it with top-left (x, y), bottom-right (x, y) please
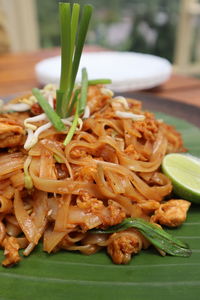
top-left (0, 46), bottom-right (200, 107)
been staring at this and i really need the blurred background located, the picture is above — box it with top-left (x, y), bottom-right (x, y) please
top-left (0, 0), bottom-right (200, 75)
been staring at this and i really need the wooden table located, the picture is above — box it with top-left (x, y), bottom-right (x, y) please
top-left (0, 47), bottom-right (200, 108)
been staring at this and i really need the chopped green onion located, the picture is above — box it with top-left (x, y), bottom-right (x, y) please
top-left (53, 154), bottom-right (64, 163)
top-left (63, 68), bottom-right (89, 145)
top-left (63, 103), bottom-right (79, 146)
top-left (78, 68), bottom-right (88, 115)
top-left (91, 218), bottom-right (191, 257)
top-left (67, 88), bottom-right (80, 118)
top-left (32, 88), bottom-right (66, 132)
top-left (88, 79), bottom-right (112, 85)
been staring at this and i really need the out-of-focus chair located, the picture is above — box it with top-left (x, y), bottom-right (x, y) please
top-left (174, 0), bottom-right (200, 75)
top-left (0, 0), bottom-right (39, 53)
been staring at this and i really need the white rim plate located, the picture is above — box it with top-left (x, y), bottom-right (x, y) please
top-left (35, 51), bottom-right (172, 92)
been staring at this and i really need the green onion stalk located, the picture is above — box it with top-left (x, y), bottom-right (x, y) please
top-left (56, 3), bottom-right (93, 119)
top-left (91, 218), bottom-right (191, 257)
top-left (32, 2), bottom-right (112, 141)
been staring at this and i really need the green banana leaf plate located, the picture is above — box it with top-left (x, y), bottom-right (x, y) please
top-left (0, 93), bottom-right (200, 300)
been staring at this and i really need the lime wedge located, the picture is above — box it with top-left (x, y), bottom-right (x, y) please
top-left (162, 153), bottom-right (200, 203)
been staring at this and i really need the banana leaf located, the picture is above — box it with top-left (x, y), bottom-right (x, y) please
top-left (0, 112), bottom-right (200, 300)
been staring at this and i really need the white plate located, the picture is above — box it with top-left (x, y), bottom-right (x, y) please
top-left (35, 51), bottom-right (172, 92)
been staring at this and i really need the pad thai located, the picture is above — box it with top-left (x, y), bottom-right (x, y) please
top-left (0, 83), bottom-right (191, 266)
top-left (0, 2), bottom-right (191, 267)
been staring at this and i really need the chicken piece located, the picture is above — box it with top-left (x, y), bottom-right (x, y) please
top-left (2, 236), bottom-right (21, 267)
top-left (87, 85), bottom-right (111, 114)
top-left (73, 166), bottom-right (96, 182)
top-left (0, 221), bottom-right (6, 244)
top-left (77, 192), bottom-right (104, 216)
top-left (76, 192), bottom-right (126, 228)
top-left (124, 144), bottom-right (148, 161)
top-left (138, 200), bottom-right (160, 215)
top-left (0, 117), bottom-right (25, 148)
top-left (101, 200), bottom-right (126, 227)
top-left (107, 229), bottom-right (143, 264)
top-left (133, 112), bottom-right (159, 142)
top-left (160, 123), bottom-right (186, 153)
top-left (151, 199), bottom-right (191, 227)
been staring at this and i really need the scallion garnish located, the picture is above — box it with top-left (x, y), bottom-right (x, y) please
top-left (63, 68), bottom-right (89, 145)
top-left (56, 2), bottom-right (93, 118)
top-left (66, 88), bottom-right (80, 117)
top-left (31, 3), bottom-right (111, 143)
top-left (88, 79), bottom-right (112, 85)
top-left (53, 154), bottom-right (65, 163)
top-left (91, 218), bottom-right (191, 257)
top-left (70, 5), bottom-right (93, 94)
top-left (78, 68), bottom-right (89, 115)
top-left (63, 102), bottom-right (79, 146)
top-left (32, 88), bottom-right (66, 132)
